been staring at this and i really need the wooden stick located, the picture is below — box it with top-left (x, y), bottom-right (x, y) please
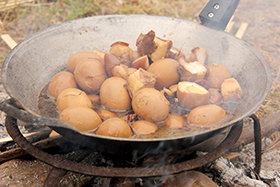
top-left (225, 15), bottom-right (235, 33)
top-left (0, 130), bottom-right (52, 151)
top-left (235, 22), bottom-right (249, 39)
top-left (225, 21), bottom-right (235, 33)
top-left (0, 135), bottom-right (68, 163)
top-left (1, 34), bottom-right (17, 49)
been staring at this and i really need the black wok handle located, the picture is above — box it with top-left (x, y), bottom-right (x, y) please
top-left (199, 0), bottom-right (240, 30)
top-left (0, 98), bottom-right (78, 132)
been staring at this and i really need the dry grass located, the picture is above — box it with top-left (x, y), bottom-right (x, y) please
top-left (0, 0), bottom-right (207, 65)
top-left (0, 0), bottom-right (206, 35)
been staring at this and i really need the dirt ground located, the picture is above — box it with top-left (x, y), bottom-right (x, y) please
top-left (0, 0), bottom-right (280, 186)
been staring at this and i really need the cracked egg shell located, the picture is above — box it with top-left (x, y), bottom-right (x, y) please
top-left (59, 106), bottom-right (102, 132)
top-left (177, 82), bottom-right (210, 110)
top-left (56, 88), bottom-right (93, 111)
top-left (96, 117), bottom-right (132, 138)
top-left (100, 77), bottom-right (131, 111)
top-left (132, 88), bottom-right (170, 122)
top-left (47, 71), bottom-right (78, 98)
top-left (74, 59), bottom-right (107, 94)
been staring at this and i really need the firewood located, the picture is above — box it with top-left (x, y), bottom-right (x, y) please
top-left (0, 135), bottom-right (68, 163)
top-left (208, 157), bottom-right (268, 186)
top-left (231, 111), bottom-right (280, 152)
top-left (0, 129), bottom-right (51, 151)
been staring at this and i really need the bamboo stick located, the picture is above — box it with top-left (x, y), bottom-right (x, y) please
top-left (235, 22), bottom-right (249, 39)
top-left (1, 34), bottom-right (17, 49)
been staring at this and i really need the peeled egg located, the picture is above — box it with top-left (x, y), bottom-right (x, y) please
top-left (87, 94), bottom-right (100, 104)
top-left (74, 59), bottom-right (107, 94)
top-left (67, 51), bottom-right (103, 72)
top-left (165, 113), bottom-right (185, 129)
top-left (96, 109), bottom-right (118, 121)
top-left (221, 78), bottom-right (243, 103)
top-left (207, 63), bottom-right (231, 89)
top-left (187, 104), bottom-right (227, 127)
top-left (99, 77), bottom-right (131, 111)
top-left (132, 88), bottom-right (170, 122)
top-left (56, 88), bottom-right (93, 111)
top-left (59, 106), bottom-right (102, 132)
top-left (177, 81), bottom-right (210, 110)
top-left (131, 120), bottom-right (158, 135)
top-left (96, 117), bottom-right (132, 138)
top-left (47, 71), bottom-right (78, 98)
top-left (147, 58), bottom-right (179, 90)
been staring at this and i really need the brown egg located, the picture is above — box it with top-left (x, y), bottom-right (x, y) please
top-left (100, 77), bottom-right (131, 111)
top-left (47, 71), bottom-right (78, 98)
top-left (96, 109), bottom-right (118, 121)
top-left (67, 51), bottom-right (103, 72)
top-left (221, 78), bottom-right (243, 103)
top-left (74, 59), bottom-right (107, 94)
top-left (177, 81), bottom-right (210, 110)
top-left (131, 120), bottom-right (158, 134)
top-left (109, 41), bottom-right (134, 66)
top-left (92, 50), bottom-right (106, 61)
top-left (165, 113), bottom-right (185, 129)
top-left (207, 63), bottom-right (231, 89)
top-left (59, 106), bottom-right (102, 132)
top-left (56, 88), bottom-right (93, 111)
top-left (147, 58), bottom-right (179, 90)
top-left (87, 94), bottom-right (100, 103)
top-left (96, 117), bottom-right (132, 138)
top-left (177, 61), bottom-right (207, 82)
top-left (132, 88), bottom-right (170, 122)
top-left (187, 104), bottom-right (227, 127)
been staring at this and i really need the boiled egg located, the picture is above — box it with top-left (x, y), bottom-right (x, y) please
top-left (165, 113), bottom-right (185, 129)
top-left (99, 77), bottom-right (131, 111)
top-left (147, 58), bottom-right (179, 90)
top-left (47, 71), bottom-right (77, 98)
top-left (187, 104), bottom-right (226, 127)
top-left (67, 51), bottom-right (103, 72)
top-left (74, 59), bottom-right (107, 94)
top-left (131, 120), bottom-right (158, 135)
top-left (132, 88), bottom-right (170, 122)
top-left (59, 106), bottom-right (102, 132)
top-left (56, 88), bottom-right (93, 111)
top-left (177, 82), bottom-right (210, 110)
top-left (96, 117), bottom-right (132, 138)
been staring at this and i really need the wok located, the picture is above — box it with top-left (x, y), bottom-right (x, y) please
top-left (1, 3), bottom-right (271, 157)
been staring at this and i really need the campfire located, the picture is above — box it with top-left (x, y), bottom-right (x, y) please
top-left (1, 108), bottom-right (280, 186)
